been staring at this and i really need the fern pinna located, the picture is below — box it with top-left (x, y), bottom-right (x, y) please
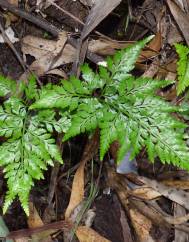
top-left (0, 35), bottom-right (189, 214)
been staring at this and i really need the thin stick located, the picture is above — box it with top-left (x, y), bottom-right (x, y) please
top-left (0, 22), bottom-right (27, 72)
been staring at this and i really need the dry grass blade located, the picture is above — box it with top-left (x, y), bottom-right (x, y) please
top-left (81, 0), bottom-right (122, 40)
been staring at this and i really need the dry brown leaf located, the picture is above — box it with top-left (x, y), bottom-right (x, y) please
top-left (46, 69), bottom-right (68, 79)
top-left (21, 32), bottom-right (75, 77)
top-left (81, 0), bottom-right (122, 40)
top-left (167, 0), bottom-right (189, 45)
top-left (162, 180), bottom-right (189, 190)
top-left (7, 0), bottom-right (18, 5)
top-left (131, 187), bottom-right (161, 200)
top-left (88, 38), bottom-right (132, 56)
top-left (174, 203), bottom-right (189, 242)
top-left (148, 31), bottom-right (162, 52)
top-left (27, 202), bottom-right (53, 242)
top-left (28, 202), bottom-right (44, 228)
top-left (65, 159), bottom-right (86, 219)
top-left (139, 176), bottom-right (189, 211)
top-left (129, 209), bottom-right (154, 242)
top-left (15, 238), bottom-right (29, 242)
top-left (76, 226), bottom-right (111, 242)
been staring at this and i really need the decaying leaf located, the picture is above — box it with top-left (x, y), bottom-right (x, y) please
top-left (131, 186), bottom-right (161, 200)
top-left (139, 177), bottom-right (189, 211)
top-left (81, 0), bottom-right (121, 39)
top-left (76, 226), bottom-right (111, 242)
top-left (0, 26), bottom-right (19, 43)
top-left (129, 209), bottom-right (154, 242)
top-left (65, 159), bottom-right (86, 219)
top-left (167, 0), bottom-right (189, 45)
top-left (21, 32), bottom-right (74, 76)
top-left (27, 202), bottom-right (53, 242)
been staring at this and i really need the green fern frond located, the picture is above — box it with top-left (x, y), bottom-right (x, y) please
top-left (2, 36), bottom-right (189, 214)
top-left (63, 99), bottom-right (103, 141)
top-left (30, 78), bottom-right (90, 110)
top-left (107, 35), bottom-right (154, 82)
top-left (81, 64), bottom-right (106, 91)
top-left (117, 76), bottom-right (174, 97)
top-left (25, 75), bottom-right (39, 100)
top-left (175, 43), bottom-right (189, 95)
top-left (0, 98), bottom-right (63, 215)
top-left (0, 75), bottom-right (16, 97)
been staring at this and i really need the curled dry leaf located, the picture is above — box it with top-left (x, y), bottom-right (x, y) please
top-left (76, 226), bottom-right (111, 242)
top-left (174, 204), bottom-right (189, 242)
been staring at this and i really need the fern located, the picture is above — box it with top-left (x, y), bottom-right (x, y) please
top-left (1, 36), bottom-right (189, 214)
top-left (175, 43), bottom-right (189, 95)
top-left (32, 36), bottom-right (189, 171)
top-left (0, 78), bottom-right (71, 215)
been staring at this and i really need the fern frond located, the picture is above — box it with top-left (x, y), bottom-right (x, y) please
top-left (37, 110), bottom-right (71, 133)
top-left (107, 35), bottom-right (154, 82)
top-left (0, 75), bottom-right (16, 97)
top-left (30, 78), bottom-right (90, 110)
top-left (99, 109), bottom-right (127, 160)
top-left (117, 76), bottom-right (174, 97)
top-left (0, 98), bottom-right (63, 215)
top-left (63, 99), bottom-right (103, 141)
top-left (175, 43), bottom-right (189, 95)
top-left (81, 64), bottom-right (106, 91)
top-left (25, 75), bottom-right (39, 100)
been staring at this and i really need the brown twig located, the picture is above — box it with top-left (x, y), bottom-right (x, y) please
top-left (0, 0), bottom-right (59, 36)
top-left (0, 22), bottom-right (27, 72)
top-left (7, 220), bottom-right (72, 239)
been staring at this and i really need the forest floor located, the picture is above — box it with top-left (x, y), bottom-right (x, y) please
top-left (1, 0), bottom-right (189, 241)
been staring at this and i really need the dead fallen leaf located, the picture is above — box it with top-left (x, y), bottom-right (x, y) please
top-left (46, 68), bottom-right (68, 79)
top-left (81, 0), bottom-right (122, 40)
top-left (0, 26), bottom-right (19, 43)
top-left (139, 176), bottom-right (189, 211)
top-left (148, 31), bottom-right (162, 52)
top-left (21, 32), bottom-right (75, 78)
top-left (174, 203), bottom-right (189, 242)
top-left (129, 209), bottom-right (154, 242)
top-left (167, 0), bottom-right (189, 45)
top-left (131, 187), bottom-right (161, 200)
top-left (65, 159), bottom-right (86, 219)
top-left (27, 202), bottom-right (53, 242)
top-left (162, 180), bottom-right (189, 190)
top-left (76, 226), bottom-right (111, 242)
